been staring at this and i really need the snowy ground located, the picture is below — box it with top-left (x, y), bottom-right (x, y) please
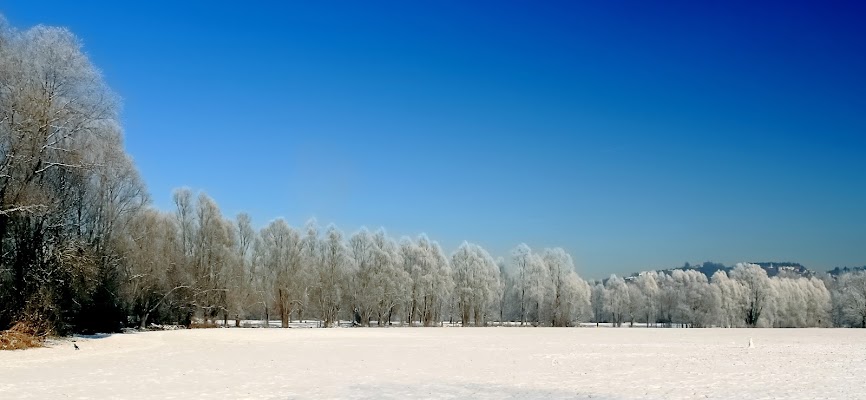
top-left (1, 327), bottom-right (863, 399)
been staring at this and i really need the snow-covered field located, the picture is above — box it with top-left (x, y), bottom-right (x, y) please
top-left (1, 328), bottom-right (863, 399)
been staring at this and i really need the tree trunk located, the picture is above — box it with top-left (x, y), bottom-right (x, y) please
top-left (279, 289), bottom-right (289, 328)
top-left (520, 290), bottom-right (525, 326)
top-left (410, 297), bottom-right (416, 326)
top-left (140, 312), bottom-right (150, 330)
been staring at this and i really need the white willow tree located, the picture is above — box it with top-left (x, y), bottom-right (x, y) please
top-left (769, 276), bottom-right (830, 328)
top-left (257, 219), bottom-right (303, 328)
top-left (770, 277), bottom-right (805, 327)
top-left (591, 282), bottom-right (605, 326)
top-left (835, 271), bottom-right (866, 328)
top-left (603, 275), bottom-right (629, 327)
top-left (625, 283), bottom-right (643, 327)
top-left (414, 236), bottom-right (453, 326)
top-left (0, 20), bottom-right (147, 333)
top-left (399, 236), bottom-right (453, 325)
top-left (297, 218), bottom-right (321, 322)
top-left (635, 272), bottom-right (660, 327)
top-left (656, 273), bottom-right (679, 327)
top-left (711, 270), bottom-right (744, 328)
top-left (542, 248), bottom-right (590, 327)
top-left (370, 229), bottom-right (409, 325)
top-left (670, 269), bottom-right (719, 328)
top-left (511, 244), bottom-right (533, 325)
top-left (192, 193), bottom-right (236, 323)
top-left (119, 209), bottom-right (183, 329)
top-left (496, 257), bottom-right (512, 324)
top-left (804, 277), bottom-right (831, 327)
top-left (400, 238), bottom-right (422, 324)
top-left (313, 224), bottom-right (355, 327)
top-left (168, 189), bottom-right (236, 325)
top-left (451, 242), bottom-right (500, 326)
top-left (730, 263), bottom-right (772, 327)
top-left (511, 248), bottom-right (551, 326)
top-left (227, 213), bottom-right (256, 326)
top-left (349, 228), bottom-right (377, 326)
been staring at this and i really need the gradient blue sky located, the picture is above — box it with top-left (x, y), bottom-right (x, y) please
top-left (4, 1), bottom-right (864, 278)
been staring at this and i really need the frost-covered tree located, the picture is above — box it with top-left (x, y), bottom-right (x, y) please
top-left (603, 275), bottom-right (629, 327)
top-left (167, 191), bottom-right (236, 325)
top-left (118, 209), bottom-right (183, 329)
top-left (525, 252), bottom-right (550, 325)
top-left (372, 229), bottom-right (410, 325)
top-left (349, 228), bottom-right (376, 326)
top-left (711, 270), bottom-right (744, 328)
top-left (510, 244), bottom-right (554, 325)
top-left (835, 271), bottom-right (866, 327)
top-left (227, 213), bottom-right (256, 326)
top-left (591, 282), bottom-right (605, 326)
top-left (312, 224), bottom-right (355, 327)
top-left (257, 219), bottom-right (303, 328)
top-left (770, 277), bottom-right (804, 327)
top-left (542, 248), bottom-right (590, 326)
top-left (804, 277), bottom-right (831, 327)
top-left (191, 193), bottom-right (236, 323)
top-left (635, 272), bottom-right (659, 327)
top-left (496, 257), bottom-right (513, 324)
top-left (296, 219), bottom-right (322, 322)
top-left (670, 269), bottom-right (719, 328)
top-left (625, 283), bottom-right (643, 327)
top-left (451, 242), bottom-right (500, 326)
top-left (400, 235), bottom-right (453, 326)
top-left (768, 276), bottom-right (830, 328)
top-left (510, 244), bottom-right (533, 325)
top-left (656, 274), bottom-right (679, 327)
top-left (400, 238), bottom-right (423, 325)
top-left (730, 263), bottom-right (772, 327)
top-left (0, 20), bottom-right (147, 333)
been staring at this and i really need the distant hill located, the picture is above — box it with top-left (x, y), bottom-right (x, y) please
top-left (630, 261), bottom-right (817, 280)
top-left (827, 266), bottom-right (866, 276)
top-left (750, 262), bottom-right (813, 277)
top-left (621, 261), bottom-right (866, 282)
top-left (672, 261), bottom-right (729, 277)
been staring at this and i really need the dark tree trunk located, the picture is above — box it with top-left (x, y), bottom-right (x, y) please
top-left (140, 312), bottom-right (150, 330)
top-left (279, 289), bottom-right (289, 328)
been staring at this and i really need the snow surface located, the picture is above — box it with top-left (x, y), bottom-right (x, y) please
top-left (1, 327), bottom-right (863, 399)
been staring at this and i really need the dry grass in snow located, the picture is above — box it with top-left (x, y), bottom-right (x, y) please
top-left (0, 322), bottom-right (49, 351)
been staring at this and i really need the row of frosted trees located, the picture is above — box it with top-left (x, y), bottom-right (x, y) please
top-left (119, 194), bottom-right (866, 330)
top-left (121, 194), bottom-right (594, 329)
top-left (592, 265), bottom-right (836, 328)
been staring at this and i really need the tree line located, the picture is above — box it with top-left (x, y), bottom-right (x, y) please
top-left (2, 17), bottom-right (866, 334)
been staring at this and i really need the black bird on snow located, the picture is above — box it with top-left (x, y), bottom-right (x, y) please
top-left (73, 343), bottom-right (79, 350)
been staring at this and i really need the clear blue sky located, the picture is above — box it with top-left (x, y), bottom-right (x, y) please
top-left (4, 1), bottom-right (864, 278)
